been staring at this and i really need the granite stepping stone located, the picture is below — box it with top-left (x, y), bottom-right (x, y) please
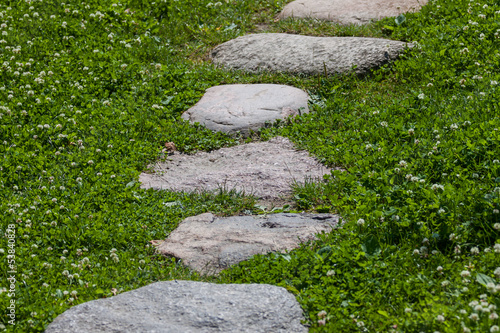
top-left (181, 84), bottom-right (309, 137)
top-left (157, 212), bottom-right (339, 274)
top-left (278, 0), bottom-right (428, 25)
top-left (45, 280), bottom-right (308, 332)
top-left (139, 136), bottom-right (331, 203)
top-left (211, 33), bottom-right (412, 76)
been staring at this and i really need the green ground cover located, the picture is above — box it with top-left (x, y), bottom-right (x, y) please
top-left (0, 0), bottom-right (499, 331)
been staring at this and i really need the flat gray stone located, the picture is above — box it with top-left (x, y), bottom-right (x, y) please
top-left (45, 280), bottom-right (308, 333)
top-left (158, 212), bottom-right (339, 274)
top-left (211, 33), bottom-right (411, 76)
top-left (181, 84), bottom-right (309, 137)
top-left (139, 136), bottom-right (331, 203)
top-left (278, 0), bottom-right (428, 25)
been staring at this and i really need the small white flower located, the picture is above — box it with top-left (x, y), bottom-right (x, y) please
top-left (436, 315), bottom-right (445, 322)
top-left (418, 93), bottom-right (425, 99)
top-left (356, 219), bottom-right (365, 226)
top-left (461, 270), bottom-right (471, 278)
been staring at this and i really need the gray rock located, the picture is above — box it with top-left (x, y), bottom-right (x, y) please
top-left (211, 33), bottom-right (412, 76)
top-left (158, 212), bottom-right (339, 274)
top-left (45, 280), bottom-right (308, 333)
top-left (278, 0), bottom-right (428, 25)
top-left (181, 84), bottom-right (309, 137)
top-left (139, 136), bottom-right (332, 204)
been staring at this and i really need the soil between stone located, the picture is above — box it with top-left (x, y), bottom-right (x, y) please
top-left (139, 136), bottom-right (332, 205)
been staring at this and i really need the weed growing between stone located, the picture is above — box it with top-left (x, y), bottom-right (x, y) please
top-left (0, 0), bottom-right (499, 332)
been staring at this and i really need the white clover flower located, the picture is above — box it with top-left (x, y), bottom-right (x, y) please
top-left (418, 93), bottom-right (425, 99)
top-left (356, 219), bottom-right (365, 226)
top-left (404, 308), bottom-right (412, 313)
top-left (436, 315), bottom-right (445, 322)
top-left (469, 313), bottom-right (479, 321)
top-left (471, 247), bottom-right (479, 254)
top-left (492, 326), bottom-right (499, 333)
top-left (461, 270), bottom-right (471, 278)
top-left (494, 244), bottom-right (500, 253)
top-left (380, 121), bottom-right (388, 127)
top-left (491, 313), bottom-right (499, 320)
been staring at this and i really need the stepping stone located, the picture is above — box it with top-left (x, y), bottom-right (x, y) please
top-left (158, 212), bottom-right (339, 274)
top-left (278, 0), bottom-right (428, 25)
top-left (181, 84), bottom-right (309, 137)
top-left (45, 280), bottom-right (308, 332)
top-left (211, 33), bottom-right (412, 76)
top-left (139, 136), bottom-right (331, 203)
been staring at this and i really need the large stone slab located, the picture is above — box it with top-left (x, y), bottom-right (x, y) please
top-left (158, 212), bottom-right (339, 274)
top-left (139, 136), bottom-right (331, 203)
top-left (45, 280), bottom-right (308, 333)
top-left (278, 0), bottom-right (428, 25)
top-left (211, 33), bottom-right (411, 76)
top-left (181, 84), bottom-right (309, 137)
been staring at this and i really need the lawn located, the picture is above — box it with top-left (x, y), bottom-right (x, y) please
top-left (1, 0), bottom-right (500, 331)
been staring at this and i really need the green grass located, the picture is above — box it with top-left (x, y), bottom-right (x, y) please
top-left (1, 0), bottom-right (500, 331)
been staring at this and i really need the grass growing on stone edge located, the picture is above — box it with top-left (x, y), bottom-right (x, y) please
top-left (0, 0), bottom-right (499, 332)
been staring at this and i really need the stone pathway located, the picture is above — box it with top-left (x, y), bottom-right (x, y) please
top-left (139, 136), bottom-right (331, 205)
top-left (181, 84), bottom-right (309, 137)
top-left (49, 1), bottom-right (428, 331)
top-left (278, 0), bottom-right (428, 25)
top-left (157, 212), bottom-right (339, 275)
top-left (45, 281), bottom-right (308, 332)
top-left (211, 33), bottom-right (412, 76)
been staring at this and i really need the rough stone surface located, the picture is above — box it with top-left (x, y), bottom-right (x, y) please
top-left (278, 0), bottom-right (428, 25)
top-left (181, 84), bottom-right (309, 137)
top-left (159, 213), bottom-right (339, 274)
top-left (139, 136), bottom-right (331, 203)
top-left (211, 33), bottom-right (411, 76)
top-left (45, 280), bottom-right (308, 333)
